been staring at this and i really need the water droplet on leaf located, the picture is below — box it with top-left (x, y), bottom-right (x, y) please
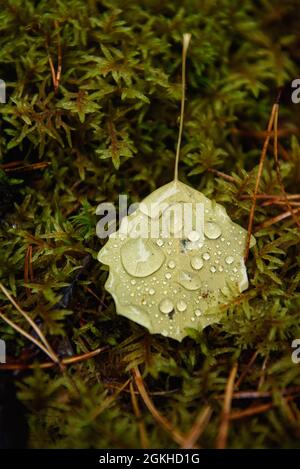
top-left (121, 238), bottom-right (165, 277)
top-left (190, 256), bottom-right (204, 270)
top-left (176, 300), bottom-right (187, 312)
top-left (159, 298), bottom-right (174, 314)
top-left (204, 222), bottom-right (222, 239)
top-left (178, 270), bottom-right (202, 290)
top-left (188, 230), bottom-right (201, 242)
top-left (225, 256), bottom-right (234, 265)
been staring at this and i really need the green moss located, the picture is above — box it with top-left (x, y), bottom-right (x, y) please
top-left (0, 0), bottom-right (300, 449)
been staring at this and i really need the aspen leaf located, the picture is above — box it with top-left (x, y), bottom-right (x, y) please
top-left (98, 34), bottom-right (256, 341)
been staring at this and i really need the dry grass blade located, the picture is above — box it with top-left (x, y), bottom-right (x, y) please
top-left (216, 363), bottom-right (238, 449)
top-left (229, 394), bottom-right (300, 420)
top-left (2, 162), bottom-right (51, 172)
top-left (0, 309), bottom-right (55, 361)
top-left (230, 402), bottom-right (273, 420)
top-left (132, 366), bottom-right (185, 446)
top-left (0, 282), bottom-right (59, 363)
top-left (181, 405), bottom-right (212, 449)
top-left (0, 347), bottom-right (106, 370)
top-left (235, 351), bottom-right (259, 388)
top-left (46, 20), bottom-right (62, 94)
top-left (130, 382), bottom-right (150, 449)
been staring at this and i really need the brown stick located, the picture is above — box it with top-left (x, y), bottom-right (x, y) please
top-left (231, 127), bottom-right (298, 139)
top-left (2, 162), bottom-right (51, 172)
top-left (229, 393), bottom-right (300, 420)
top-left (244, 104), bottom-right (277, 262)
top-left (273, 105), bottom-right (300, 231)
top-left (235, 351), bottom-right (259, 389)
top-left (230, 402), bottom-right (273, 420)
top-left (261, 200), bottom-right (300, 207)
top-left (207, 168), bottom-right (236, 183)
top-left (0, 347), bottom-right (106, 370)
top-left (215, 386), bottom-right (300, 400)
top-left (256, 208), bottom-right (300, 230)
top-left (240, 194), bottom-right (300, 201)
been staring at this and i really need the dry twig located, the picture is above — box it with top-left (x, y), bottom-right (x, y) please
top-left (132, 366), bottom-right (186, 446)
top-left (216, 363), bottom-right (238, 449)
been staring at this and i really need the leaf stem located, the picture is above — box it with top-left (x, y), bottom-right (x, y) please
top-left (174, 33), bottom-right (191, 181)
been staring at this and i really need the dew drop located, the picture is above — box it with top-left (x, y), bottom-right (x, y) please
top-left (121, 238), bottom-right (165, 277)
top-left (195, 309), bottom-right (202, 317)
top-left (225, 256), bottom-right (234, 265)
top-left (204, 222), bottom-right (222, 240)
top-left (131, 279), bottom-right (136, 285)
top-left (210, 266), bottom-right (217, 273)
top-left (176, 300), bottom-right (187, 312)
top-left (178, 270), bottom-right (202, 290)
top-left (190, 256), bottom-right (204, 270)
top-left (187, 230), bottom-right (201, 242)
top-left (165, 272), bottom-right (172, 280)
top-left (203, 252), bottom-right (210, 261)
top-left (149, 288), bottom-right (155, 295)
top-left (159, 298), bottom-right (174, 314)
top-left (168, 260), bottom-right (176, 269)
